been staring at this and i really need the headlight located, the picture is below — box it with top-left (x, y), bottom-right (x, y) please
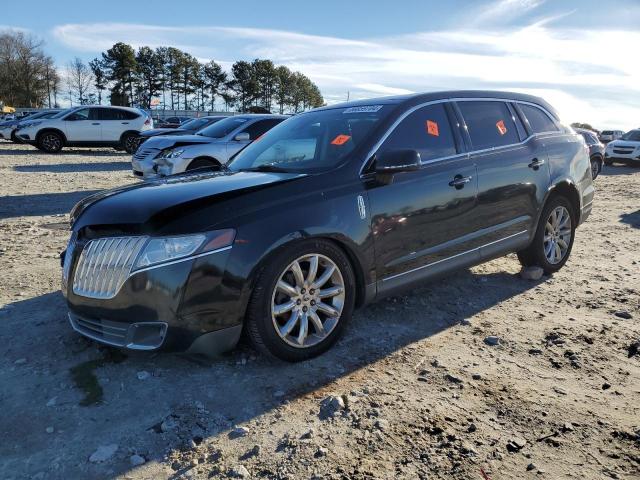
top-left (17, 120), bottom-right (42, 130)
top-left (160, 148), bottom-right (185, 159)
top-left (132, 229), bottom-right (235, 270)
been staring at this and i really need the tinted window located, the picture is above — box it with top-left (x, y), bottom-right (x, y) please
top-left (66, 108), bottom-right (91, 121)
top-left (241, 119), bottom-right (284, 140)
top-left (198, 117), bottom-right (249, 138)
top-left (179, 118), bottom-right (212, 131)
top-left (379, 103), bottom-right (457, 161)
top-left (579, 132), bottom-right (597, 145)
top-left (519, 104), bottom-right (559, 134)
top-left (458, 101), bottom-right (519, 150)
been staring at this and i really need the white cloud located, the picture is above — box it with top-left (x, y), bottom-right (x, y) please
top-left (51, 22), bottom-right (640, 130)
top-left (469, 0), bottom-right (546, 26)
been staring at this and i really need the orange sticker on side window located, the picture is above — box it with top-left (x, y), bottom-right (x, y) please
top-left (426, 120), bottom-right (439, 136)
top-left (331, 134), bottom-right (351, 145)
top-left (496, 120), bottom-right (507, 135)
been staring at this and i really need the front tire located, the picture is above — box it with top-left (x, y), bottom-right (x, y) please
top-left (517, 195), bottom-right (576, 274)
top-left (37, 131), bottom-right (64, 153)
top-left (245, 239), bottom-right (356, 362)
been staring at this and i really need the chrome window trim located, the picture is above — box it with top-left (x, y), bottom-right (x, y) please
top-left (359, 96), bottom-right (564, 176)
top-left (382, 230), bottom-right (529, 283)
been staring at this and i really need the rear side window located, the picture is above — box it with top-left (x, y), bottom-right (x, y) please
top-left (380, 103), bottom-right (457, 161)
top-left (98, 108), bottom-right (139, 120)
top-left (241, 119), bottom-right (284, 140)
top-left (519, 104), bottom-right (559, 134)
top-left (458, 101), bottom-right (519, 150)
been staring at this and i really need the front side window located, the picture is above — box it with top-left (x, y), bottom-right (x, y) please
top-left (458, 101), bottom-right (520, 150)
top-left (66, 108), bottom-right (91, 121)
top-left (378, 103), bottom-right (457, 161)
top-left (198, 117), bottom-right (249, 138)
top-left (519, 104), bottom-right (559, 134)
top-left (229, 105), bottom-right (392, 173)
top-left (240, 119), bottom-right (284, 140)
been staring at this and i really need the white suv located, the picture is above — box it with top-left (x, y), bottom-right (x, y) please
top-left (16, 106), bottom-right (153, 153)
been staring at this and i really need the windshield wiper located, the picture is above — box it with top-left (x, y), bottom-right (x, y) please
top-left (239, 164), bottom-right (290, 173)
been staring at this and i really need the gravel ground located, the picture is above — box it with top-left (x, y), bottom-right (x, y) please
top-left (0, 142), bottom-right (639, 480)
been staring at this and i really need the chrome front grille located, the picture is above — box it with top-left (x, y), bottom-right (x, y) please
top-left (613, 148), bottom-right (634, 154)
top-left (72, 236), bottom-right (147, 299)
top-left (133, 147), bottom-right (160, 161)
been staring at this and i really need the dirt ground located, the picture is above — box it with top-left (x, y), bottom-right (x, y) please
top-left (0, 142), bottom-right (638, 480)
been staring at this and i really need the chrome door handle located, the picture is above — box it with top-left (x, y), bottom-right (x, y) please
top-left (528, 158), bottom-right (545, 169)
top-left (449, 175), bottom-right (472, 189)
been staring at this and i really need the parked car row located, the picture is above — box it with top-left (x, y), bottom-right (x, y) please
top-left (60, 90), bottom-right (595, 361)
top-left (574, 128), bottom-right (605, 179)
top-left (0, 109), bottom-right (64, 142)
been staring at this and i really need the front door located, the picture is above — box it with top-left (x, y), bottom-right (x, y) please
top-left (63, 108), bottom-right (101, 142)
top-left (365, 102), bottom-right (479, 293)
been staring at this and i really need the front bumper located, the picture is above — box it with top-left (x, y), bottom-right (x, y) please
top-left (63, 242), bottom-right (243, 354)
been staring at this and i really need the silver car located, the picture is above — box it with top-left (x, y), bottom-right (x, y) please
top-left (132, 114), bottom-right (286, 179)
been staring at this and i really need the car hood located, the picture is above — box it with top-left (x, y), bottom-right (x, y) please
top-left (71, 170), bottom-right (307, 232)
top-left (608, 140), bottom-right (640, 148)
top-left (140, 128), bottom-right (196, 138)
top-left (138, 134), bottom-right (216, 150)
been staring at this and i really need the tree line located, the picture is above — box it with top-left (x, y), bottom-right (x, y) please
top-left (82, 42), bottom-right (324, 113)
top-left (0, 32), bottom-right (324, 114)
top-left (0, 32), bottom-right (60, 108)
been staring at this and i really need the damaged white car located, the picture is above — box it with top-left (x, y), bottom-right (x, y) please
top-left (131, 114), bottom-right (285, 179)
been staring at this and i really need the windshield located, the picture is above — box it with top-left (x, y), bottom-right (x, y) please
top-left (621, 130), bottom-right (640, 141)
top-left (197, 117), bottom-right (248, 138)
top-left (227, 106), bottom-right (392, 173)
top-left (179, 118), bottom-right (214, 131)
top-left (51, 109), bottom-right (72, 119)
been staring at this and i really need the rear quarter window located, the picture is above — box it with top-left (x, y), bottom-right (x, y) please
top-left (519, 104), bottom-right (559, 134)
top-left (380, 103), bottom-right (457, 161)
top-left (458, 101), bottom-right (519, 150)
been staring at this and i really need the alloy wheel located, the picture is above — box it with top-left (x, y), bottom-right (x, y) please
top-left (543, 206), bottom-right (572, 264)
top-left (125, 136), bottom-right (139, 153)
top-left (271, 254), bottom-right (345, 348)
top-left (42, 134), bottom-right (61, 152)
top-left (591, 160), bottom-right (599, 179)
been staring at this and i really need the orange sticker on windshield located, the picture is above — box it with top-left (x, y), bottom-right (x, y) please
top-left (426, 120), bottom-right (439, 136)
top-left (331, 134), bottom-right (351, 145)
top-left (496, 120), bottom-right (507, 135)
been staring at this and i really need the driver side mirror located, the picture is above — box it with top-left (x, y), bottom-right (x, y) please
top-left (374, 149), bottom-right (421, 184)
top-left (234, 132), bottom-right (250, 142)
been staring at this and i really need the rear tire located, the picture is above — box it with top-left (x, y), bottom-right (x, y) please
top-left (37, 131), bottom-right (64, 153)
top-left (590, 158), bottom-right (601, 179)
top-left (245, 239), bottom-right (356, 362)
top-left (604, 159), bottom-right (613, 166)
top-left (122, 133), bottom-right (139, 154)
top-left (517, 195), bottom-right (576, 274)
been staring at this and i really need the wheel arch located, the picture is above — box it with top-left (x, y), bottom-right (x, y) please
top-left (36, 128), bottom-right (67, 144)
top-left (244, 233), bottom-right (368, 314)
top-left (546, 180), bottom-right (581, 221)
top-left (119, 130), bottom-right (140, 143)
top-left (187, 156), bottom-right (221, 170)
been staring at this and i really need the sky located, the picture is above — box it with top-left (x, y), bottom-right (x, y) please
top-left (3, 0), bottom-right (640, 130)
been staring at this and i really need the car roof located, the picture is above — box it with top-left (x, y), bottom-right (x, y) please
top-left (312, 90), bottom-right (561, 119)
top-left (231, 114), bottom-right (288, 120)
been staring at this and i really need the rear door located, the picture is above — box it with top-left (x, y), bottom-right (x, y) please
top-left (63, 108), bottom-right (101, 142)
top-left (455, 100), bottom-right (550, 255)
top-left (366, 102), bottom-right (479, 290)
top-left (99, 108), bottom-right (138, 142)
